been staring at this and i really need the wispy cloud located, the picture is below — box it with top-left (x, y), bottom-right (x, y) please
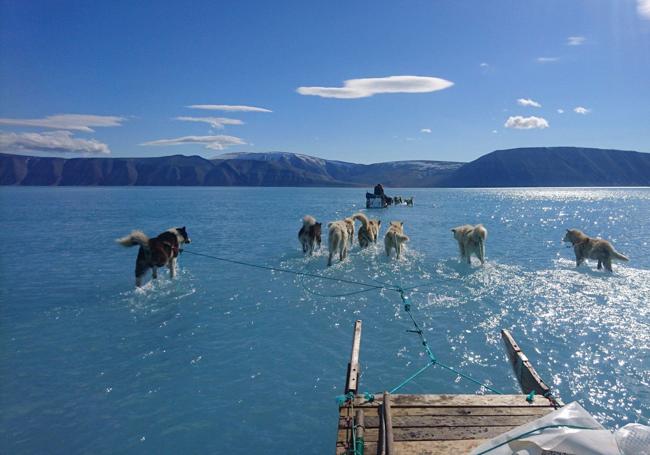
top-left (420, 128), bottom-right (432, 133)
top-left (0, 130), bottom-right (110, 154)
top-left (639, 0), bottom-right (650, 19)
top-left (504, 116), bottom-right (549, 129)
top-left (186, 104), bottom-right (272, 113)
top-left (557, 109), bottom-right (565, 114)
top-left (141, 135), bottom-right (246, 151)
top-left (0, 114), bottom-right (125, 132)
top-left (517, 98), bottom-right (542, 108)
top-left (296, 75), bottom-right (454, 99)
top-left (175, 116), bottom-right (244, 129)
top-left (567, 36), bottom-right (586, 46)
top-left (574, 106), bottom-right (591, 115)
top-left (479, 62), bottom-right (489, 68)
top-left (536, 57), bottom-right (559, 63)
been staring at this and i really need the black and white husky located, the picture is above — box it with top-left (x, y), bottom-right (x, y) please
top-left (117, 227), bottom-right (191, 287)
top-left (298, 215), bottom-right (322, 255)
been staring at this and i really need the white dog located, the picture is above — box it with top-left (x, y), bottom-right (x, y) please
top-left (327, 218), bottom-right (354, 266)
top-left (384, 221), bottom-right (409, 259)
top-left (353, 212), bottom-right (381, 248)
top-left (451, 224), bottom-right (487, 264)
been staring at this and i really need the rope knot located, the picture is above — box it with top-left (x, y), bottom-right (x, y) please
top-left (363, 392), bottom-right (375, 403)
top-left (336, 391), bottom-right (355, 406)
top-left (526, 390), bottom-right (536, 403)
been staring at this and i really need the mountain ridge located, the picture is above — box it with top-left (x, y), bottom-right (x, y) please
top-left (1, 147), bottom-right (649, 187)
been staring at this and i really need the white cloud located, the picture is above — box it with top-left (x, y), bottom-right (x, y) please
top-left (639, 0), bottom-right (650, 19)
top-left (141, 135), bottom-right (246, 151)
top-left (492, 130), bottom-right (498, 134)
top-left (567, 36), bottom-right (586, 46)
top-left (504, 116), bottom-right (549, 129)
top-left (557, 109), bottom-right (565, 114)
top-left (296, 75), bottom-right (454, 99)
top-left (480, 62), bottom-right (489, 68)
top-left (186, 104), bottom-right (272, 113)
top-left (536, 57), bottom-right (559, 63)
top-left (420, 128), bottom-right (432, 133)
top-left (175, 116), bottom-right (244, 129)
top-left (0, 130), bottom-right (110, 154)
top-left (574, 106), bottom-right (591, 115)
top-left (0, 114), bottom-right (125, 132)
top-left (517, 98), bottom-right (542, 108)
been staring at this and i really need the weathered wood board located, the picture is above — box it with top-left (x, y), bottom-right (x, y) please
top-left (336, 394), bottom-right (555, 454)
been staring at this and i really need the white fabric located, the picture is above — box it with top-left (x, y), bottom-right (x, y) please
top-left (470, 402), bottom-right (620, 455)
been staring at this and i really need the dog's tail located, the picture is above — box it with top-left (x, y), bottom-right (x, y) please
top-left (352, 212), bottom-right (370, 229)
top-left (116, 230), bottom-right (150, 249)
top-left (611, 249), bottom-right (629, 262)
top-left (388, 231), bottom-right (409, 243)
top-left (396, 233), bottom-right (410, 243)
top-left (303, 215), bottom-right (317, 227)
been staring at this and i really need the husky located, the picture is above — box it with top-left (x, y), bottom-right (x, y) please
top-left (384, 221), bottom-right (409, 259)
top-left (352, 213), bottom-right (381, 248)
top-left (405, 197), bottom-right (414, 207)
top-left (117, 227), bottom-right (191, 287)
top-left (563, 229), bottom-right (629, 272)
top-left (298, 215), bottom-right (322, 255)
top-left (451, 224), bottom-right (487, 265)
top-left (327, 218), bottom-right (354, 266)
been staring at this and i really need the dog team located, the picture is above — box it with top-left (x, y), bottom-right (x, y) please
top-left (116, 220), bottom-right (629, 287)
top-left (297, 214), bottom-right (629, 271)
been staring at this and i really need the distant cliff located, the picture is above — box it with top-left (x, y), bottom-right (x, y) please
top-left (441, 147), bottom-right (650, 187)
top-left (1, 147), bottom-right (649, 187)
top-left (0, 152), bottom-right (462, 187)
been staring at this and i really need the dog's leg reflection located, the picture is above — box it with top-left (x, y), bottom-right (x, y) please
top-left (169, 258), bottom-right (177, 278)
top-left (152, 266), bottom-right (158, 280)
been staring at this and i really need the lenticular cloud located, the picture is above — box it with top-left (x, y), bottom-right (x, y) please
top-left (0, 130), bottom-right (111, 154)
top-left (297, 76), bottom-right (454, 99)
top-left (141, 135), bottom-right (246, 151)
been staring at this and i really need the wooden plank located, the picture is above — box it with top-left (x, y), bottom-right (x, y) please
top-left (345, 320), bottom-right (362, 394)
top-left (339, 424), bottom-right (517, 443)
top-left (341, 413), bottom-right (545, 429)
top-left (365, 439), bottom-right (488, 455)
top-left (356, 409), bottom-right (365, 440)
top-left (339, 406), bottom-right (551, 420)
top-left (385, 406), bottom-right (552, 417)
top-left (354, 394), bottom-right (555, 408)
top-left (383, 392), bottom-right (394, 455)
top-left (501, 329), bottom-right (553, 398)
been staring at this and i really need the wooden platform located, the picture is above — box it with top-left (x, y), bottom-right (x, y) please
top-left (334, 321), bottom-right (560, 454)
top-left (336, 393), bottom-right (555, 454)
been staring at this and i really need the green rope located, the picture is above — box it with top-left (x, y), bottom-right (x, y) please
top-left (183, 249), bottom-right (394, 291)
top-left (473, 424), bottom-right (600, 455)
top-left (298, 274), bottom-right (386, 298)
top-left (184, 248), bottom-right (506, 396)
top-left (396, 288), bottom-right (504, 395)
top-left (389, 361), bottom-right (435, 394)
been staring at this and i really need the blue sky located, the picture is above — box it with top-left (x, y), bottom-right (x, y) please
top-left (1, 0), bottom-right (649, 163)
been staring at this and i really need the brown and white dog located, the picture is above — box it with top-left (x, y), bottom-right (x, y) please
top-left (327, 218), bottom-right (354, 266)
top-left (384, 221), bottom-right (409, 259)
top-left (563, 229), bottom-right (629, 272)
top-left (353, 213), bottom-right (381, 248)
top-left (451, 224), bottom-right (487, 265)
top-left (298, 215), bottom-right (322, 255)
top-left (117, 227), bottom-right (191, 287)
